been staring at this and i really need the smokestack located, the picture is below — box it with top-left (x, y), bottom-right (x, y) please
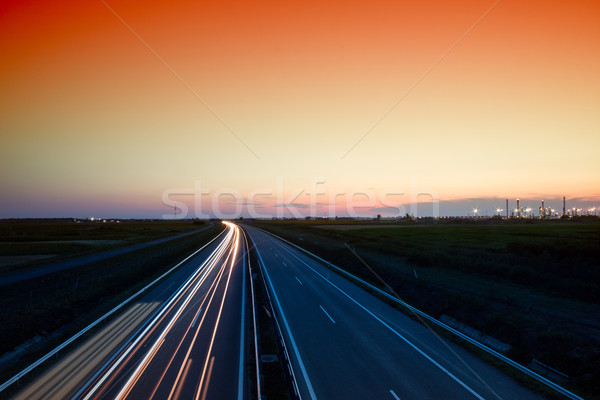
top-left (563, 196), bottom-right (566, 216)
top-left (506, 199), bottom-right (509, 218)
top-left (542, 200), bottom-right (545, 218)
top-left (517, 199), bottom-right (520, 218)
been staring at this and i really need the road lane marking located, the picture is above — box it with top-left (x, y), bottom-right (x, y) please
top-left (241, 229), bottom-right (263, 400)
top-left (275, 240), bottom-right (487, 400)
top-left (263, 306), bottom-right (271, 318)
top-left (191, 308), bottom-right (202, 328)
top-left (251, 225), bottom-right (586, 400)
top-left (249, 236), bottom-right (317, 400)
top-left (319, 305), bottom-right (336, 324)
top-left (390, 389), bottom-right (401, 400)
top-left (282, 261), bottom-right (287, 267)
top-left (295, 276), bottom-right (303, 285)
top-left (238, 233), bottom-right (246, 400)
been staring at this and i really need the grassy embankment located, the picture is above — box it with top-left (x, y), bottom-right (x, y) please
top-left (0, 219), bottom-right (206, 275)
top-left (252, 219), bottom-right (600, 399)
top-left (0, 219), bottom-right (224, 390)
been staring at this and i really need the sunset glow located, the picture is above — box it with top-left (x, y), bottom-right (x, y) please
top-left (1, 0), bottom-right (599, 217)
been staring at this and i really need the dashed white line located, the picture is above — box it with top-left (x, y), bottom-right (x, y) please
top-left (276, 241), bottom-right (487, 400)
top-left (295, 276), bottom-right (303, 285)
top-left (390, 389), bottom-right (401, 400)
top-left (191, 308), bottom-right (202, 328)
top-left (251, 240), bottom-right (318, 400)
top-left (282, 261), bottom-right (287, 267)
top-left (319, 305), bottom-right (336, 324)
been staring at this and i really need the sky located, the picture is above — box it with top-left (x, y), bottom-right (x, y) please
top-left (1, 0), bottom-right (599, 218)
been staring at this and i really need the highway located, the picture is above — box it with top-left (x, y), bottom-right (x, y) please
top-left (13, 222), bottom-right (251, 400)
top-left (243, 225), bottom-right (544, 400)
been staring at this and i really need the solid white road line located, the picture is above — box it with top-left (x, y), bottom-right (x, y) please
top-left (241, 228), bottom-right (262, 400)
top-left (237, 227), bottom-right (246, 400)
top-left (319, 305), bottom-right (336, 325)
top-left (256, 226), bottom-right (585, 400)
top-left (274, 238), bottom-right (487, 400)
top-left (249, 236), bottom-right (318, 400)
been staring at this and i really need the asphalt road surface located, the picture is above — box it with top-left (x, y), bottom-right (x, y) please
top-left (243, 225), bottom-right (544, 400)
top-left (13, 222), bottom-right (249, 400)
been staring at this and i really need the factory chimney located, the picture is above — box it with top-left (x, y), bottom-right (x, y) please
top-left (517, 199), bottom-right (520, 218)
top-left (506, 199), bottom-right (509, 219)
top-left (541, 200), bottom-right (545, 218)
top-left (563, 196), bottom-right (566, 216)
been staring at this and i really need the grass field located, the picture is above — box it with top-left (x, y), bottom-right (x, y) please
top-left (0, 219), bottom-right (206, 274)
top-left (0, 219), bottom-right (224, 391)
top-left (252, 218), bottom-right (600, 399)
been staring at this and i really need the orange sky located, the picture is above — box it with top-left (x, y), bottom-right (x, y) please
top-left (1, 0), bottom-right (599, 217)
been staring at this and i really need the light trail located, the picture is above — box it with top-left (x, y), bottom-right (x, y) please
top-left (84, 230), bottom-right (232, 400)
top-left (70, 222), bottom-right (247, 400)
top-left (148, 259), bottom-right (229, 400)
top-left (195, 224), bottom-right (240, 400)
top-left (166, 242), bottom-right (234, 400)
top-left (115, 224), bottom-right (239, 400)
